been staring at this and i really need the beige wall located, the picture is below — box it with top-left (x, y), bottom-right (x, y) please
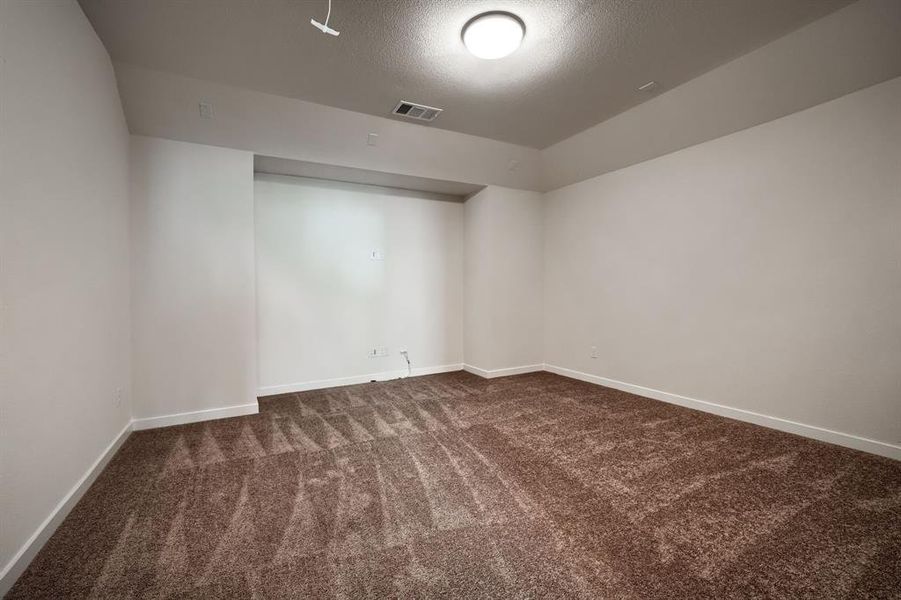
top-left (130, 136), bottom-right (257, 424)
top-left (255, 175), bottom-right (464, 392)
top-left (464, 186), bottom-right (544, 374)
top-left (0, 0), bottom-right (132, 588)
top-left (544, 76), bottom-right (901, 448)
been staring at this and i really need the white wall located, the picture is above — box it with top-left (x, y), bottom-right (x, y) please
top-left (0, 0), bottom-right (131, 588)
top-left (540, 0), bottom-right (901, 190)
top-left (464, 186), bottom-right (543, 375)
top-left (544, 76), bottom-right (901, 449)
top-left (130, 136), bottom-right (257, 424)
top-left (115, 63), bottom-right (543, 192)
top-left (255, 175), bottom-right (464, 393)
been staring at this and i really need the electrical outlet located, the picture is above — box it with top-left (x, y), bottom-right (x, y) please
top-left (115, 387), bottom-right (123, 406)
top-left (369, 347), bottom-right (388, 358)
top-left (590, 346), bottom-right (598, 359)
top-left (370, 249), bottom-right (384, 261)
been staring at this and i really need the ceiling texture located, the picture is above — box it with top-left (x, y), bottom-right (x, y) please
top-left (79, 0), bottom-right (852, 149)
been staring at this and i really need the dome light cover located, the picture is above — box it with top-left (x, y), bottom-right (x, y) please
top-left (462, 12), bottom-right (525, 60)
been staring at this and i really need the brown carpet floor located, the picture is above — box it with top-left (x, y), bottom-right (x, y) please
top-left (7, 371), bottom-right (901, 599)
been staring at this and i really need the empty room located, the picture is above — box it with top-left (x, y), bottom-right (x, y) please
top-left (1, 0), bottom-right (900, 598)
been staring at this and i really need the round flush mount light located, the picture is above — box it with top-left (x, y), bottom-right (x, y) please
top-left (462, 12), bottom-right (525, 60)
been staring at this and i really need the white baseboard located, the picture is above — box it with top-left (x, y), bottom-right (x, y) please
top-left (257, 363), bottom-right (465, 397)
top-left (463, 363), bottom-right (545, 379)
top-left (544, 364), bottom-right (901, 461)
top-left (0, 420), bottom-right (133, 597)
top-left (131, 402), bottom-right (259, 431)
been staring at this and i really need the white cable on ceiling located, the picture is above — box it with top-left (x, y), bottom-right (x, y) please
top-left (311, 0), bottom-right (340, 36)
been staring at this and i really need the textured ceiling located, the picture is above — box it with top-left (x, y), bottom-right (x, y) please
top-left (78, 0), bottom-right (852, 148)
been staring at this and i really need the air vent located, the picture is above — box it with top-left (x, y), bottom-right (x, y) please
top-left (393, 100), bottom-right (443, 122)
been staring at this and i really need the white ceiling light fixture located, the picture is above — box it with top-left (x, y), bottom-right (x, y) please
top-left (462, 12), bottom-right (525, 60)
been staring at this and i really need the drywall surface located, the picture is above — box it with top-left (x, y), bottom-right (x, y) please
top-left (544, 76), bottom-right (901, 446)
top-left (255, 175), bottom-right (464, 393)
top-left (464, 186), bottom-right (543, 373)
top-left (114, 63), bottom-right (542, 191)
top-left (541, 0), bottom-right (901, 191)
top-left (0, 0), bottom-right (132, 587)
top-left (130, 136), bottom-right (257, 419)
